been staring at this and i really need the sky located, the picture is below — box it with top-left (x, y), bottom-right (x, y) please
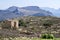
top-left (0, 0), bottom-right (60, 9)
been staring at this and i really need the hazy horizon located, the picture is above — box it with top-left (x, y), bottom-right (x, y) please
top-left (0, 0), bottom-right (60, 10)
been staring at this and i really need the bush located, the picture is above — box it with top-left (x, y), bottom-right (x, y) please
top-left (41, 34), bottom-right (54, 39)
top-left (19, 20), bottom-right (27, 27)
top-left (43, 20), bottom-right (53, 29)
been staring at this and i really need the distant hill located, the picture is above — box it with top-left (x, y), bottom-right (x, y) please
top-left (41, 7), bottom-right (60, 17)
top-left (0, 6), bottom-right (53, 20)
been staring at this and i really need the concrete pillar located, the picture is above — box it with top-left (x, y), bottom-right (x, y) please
top-left (15, 21), bottom-right (19, 28)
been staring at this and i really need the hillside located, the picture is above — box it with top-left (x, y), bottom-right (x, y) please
top-left (0, 16), bottom-right (60, 38)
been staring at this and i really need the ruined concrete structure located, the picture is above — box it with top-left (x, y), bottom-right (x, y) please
top-left (4, 19), bottom-right (19, 29)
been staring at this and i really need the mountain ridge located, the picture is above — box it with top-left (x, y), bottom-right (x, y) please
top-left (0, 6), bottom-right (53, 20)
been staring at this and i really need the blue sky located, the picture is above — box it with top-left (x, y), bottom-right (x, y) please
top-left (0, 0), bottom-right (60, 9)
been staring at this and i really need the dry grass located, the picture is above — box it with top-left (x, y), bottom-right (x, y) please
top-left (0, 37), bottom-right (60, 40)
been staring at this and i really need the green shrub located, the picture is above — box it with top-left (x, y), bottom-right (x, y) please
top-left (41, 34), bottom-right (54, 39)
top-left (43, 20), bottom-right (53, 29)
top-left (19, 20), bottom-right (27, 27)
